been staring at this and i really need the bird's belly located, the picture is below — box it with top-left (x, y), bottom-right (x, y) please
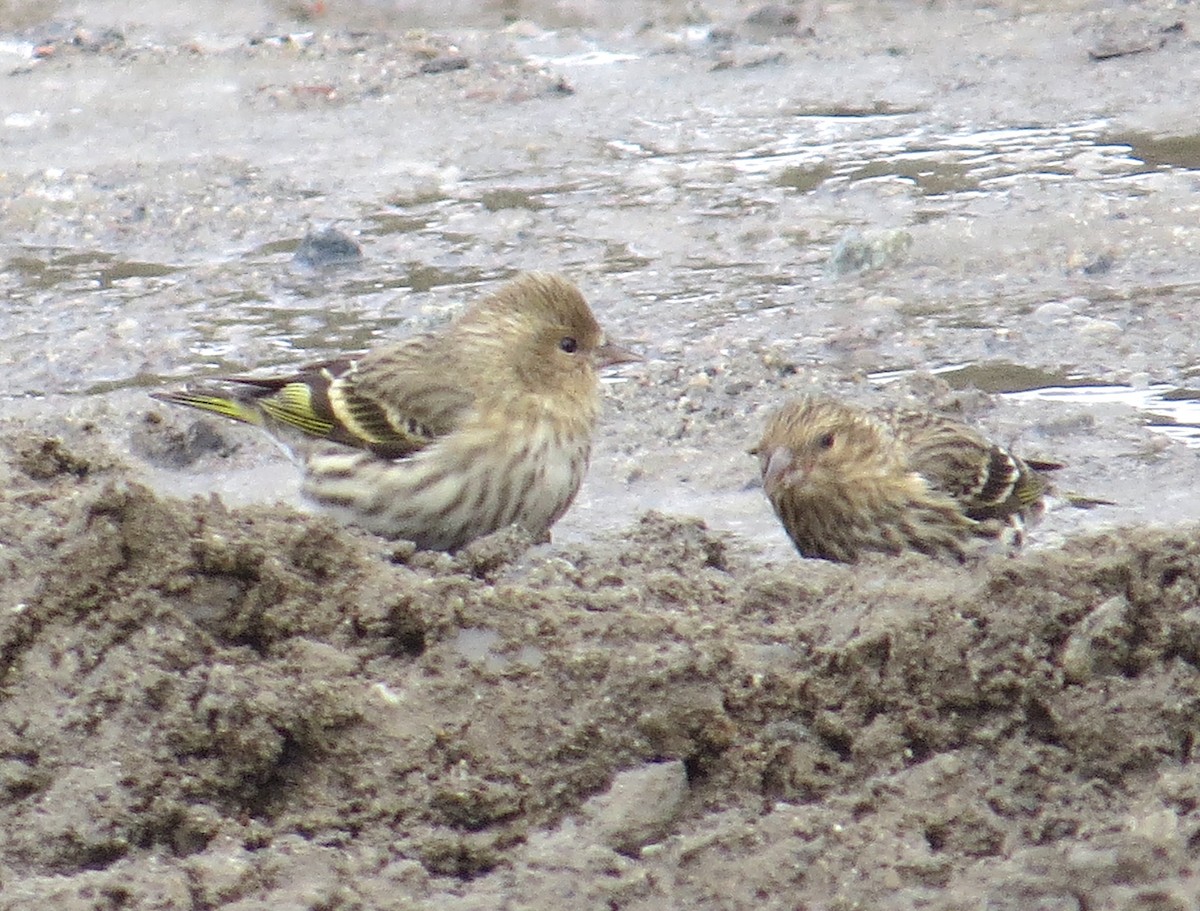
top-left (301, 431), bottom-right (589, 551)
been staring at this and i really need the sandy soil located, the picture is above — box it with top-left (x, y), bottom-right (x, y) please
top-left (3, 1), bottom-right (1200, 908)
top-left (4, 427), bottom-right (1200, 910)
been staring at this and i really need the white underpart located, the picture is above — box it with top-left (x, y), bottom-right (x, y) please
top-left (302, 417), bottom-right (590, 551)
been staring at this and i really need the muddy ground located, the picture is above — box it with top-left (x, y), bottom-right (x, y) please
top-left (5, 426), bottom-right (1200, 910)
top-left (3, 0), bottom-right (1200, 908)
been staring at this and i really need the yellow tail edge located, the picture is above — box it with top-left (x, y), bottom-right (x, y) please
top-left (150, 390), bottom-right (265, 427)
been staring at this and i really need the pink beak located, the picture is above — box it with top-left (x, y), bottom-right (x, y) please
top-left (762, 446), bottom-right (798, 497)
top-left (595, 338), bottom-right (642, 369)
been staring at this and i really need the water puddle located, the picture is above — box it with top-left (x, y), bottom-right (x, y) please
top-left (4, 248), bottom-right (179, 294)
top-left (731, 120), bottom-right (1162, 196)
top-left (451, 627), bottom-right (544, 672)
top-left (1009, 384), bottom-right (1200, 449)
top-left (1107, 132), bottom-right (1200, 171)
top-left (872, 360), bottom-right (1200, 449)
top-left (7, 44), bottom-right (1200, 409)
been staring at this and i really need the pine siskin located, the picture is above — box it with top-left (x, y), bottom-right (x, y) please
top-left (751, 396), bottom-right (1053, 563)
top-left (153, 273), bottom-right (638, 551)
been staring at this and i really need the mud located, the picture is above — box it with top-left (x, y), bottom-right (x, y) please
top-left (4, 0), bottom-right (1200, 908)
top-left (3, 428), bottom-right (1199, 909)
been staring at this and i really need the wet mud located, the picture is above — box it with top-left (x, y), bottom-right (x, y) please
top-left (3, 430), bottom-right (1199, 908)
top-left (3, 1), bottom-right (1200, 908)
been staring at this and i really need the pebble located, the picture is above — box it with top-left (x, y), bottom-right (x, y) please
top-left (583, 760), bottom-right (688, 855)
top-left (419, 54), bottom-right (469, 75)
top-left (827, 228), bottom-right (912, 277)
top-left (1059, 595), bottom-right (1131, 683)
top-left (291, 227), bottom-right (362, 270)
top-left (1075, 317), bottom-right (1123, 343)
top-left (1031, 301), bottom-right (1076, 323)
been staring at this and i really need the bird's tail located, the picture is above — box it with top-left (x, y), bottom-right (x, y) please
top-left (150, 388), bottom-right (269, 427)
top-left (1020, 457), bottom-right (1116, 509)
top-left (1058, 491), bottom-right (1117, 509)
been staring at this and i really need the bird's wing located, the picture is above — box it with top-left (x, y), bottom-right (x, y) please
top-left (184, 335), bottom-right (476, 460)
top-left (333, 337), bottom-right (477, 455)
top-left (889, 410), bottom-right (1046, 521)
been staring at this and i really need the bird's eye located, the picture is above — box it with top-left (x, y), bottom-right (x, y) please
top-left (818, 432), bottom-right (836, 450)
top-left (559, 337), bottom-right (578, 354)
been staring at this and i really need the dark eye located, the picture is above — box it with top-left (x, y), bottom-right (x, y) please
top-left (559, 337), bottom-right (578, 354)
top-left (818, 432), bottom-right (835, 450)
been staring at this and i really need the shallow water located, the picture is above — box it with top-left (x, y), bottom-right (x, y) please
top-left (1012, 382), bottom-right (1200, 448)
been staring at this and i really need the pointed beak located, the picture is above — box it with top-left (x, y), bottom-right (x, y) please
top-left (761, 446), bottom-right (797, 497)
top-left (595, 338), bottom-right (643, 369)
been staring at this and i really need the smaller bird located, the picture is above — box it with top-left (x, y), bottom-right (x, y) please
top-left (751, 396), bottom-right (1056, 563)
top-left (152, 273), bottom-right (637, 551)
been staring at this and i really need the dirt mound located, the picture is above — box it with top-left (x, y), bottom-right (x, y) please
top-left (1, 433), bottom-right (1197, 909)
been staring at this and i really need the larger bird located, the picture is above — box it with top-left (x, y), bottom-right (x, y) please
top-left (752, 396), bottom-right (1054, 563)
top-left (153, 273), bottom-right (637, 551)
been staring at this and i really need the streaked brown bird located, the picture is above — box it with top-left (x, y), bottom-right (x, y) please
top-left (153, 272), bottom-right (637, 551)
top-left (751, 396), bottom-right (1055, 563)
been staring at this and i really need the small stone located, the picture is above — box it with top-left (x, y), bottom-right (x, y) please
top-left (827, 228), bottom-right (912, 277)
top-left (291, 227), bottom-right (362, 269)
top-left (420, 54), bottom-right (469, 75)
top-left (1076, 317), bottom-right (1123, 343)
top-left (1031, 301), bottom-right (1075, 323)
top-left (743, 4), bottom-right (814, 38)
top-left (1060, 595), bottom-right (1133, 683)
top-left (1082, 252), bottom-right (1115, 275)
top-left (583, 760), bottom-right (688, 855)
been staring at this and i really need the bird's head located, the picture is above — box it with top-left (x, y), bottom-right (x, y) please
top-left (752, 397), bottom-right (894, 499)
top-left (464, 273), bottom-right (638, 401)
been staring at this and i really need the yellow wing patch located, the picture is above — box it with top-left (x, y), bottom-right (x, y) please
top-left (1015, 470), bottom-right (1047, 507)
top-left (155, 359), bottom-right (440, 458)
top-left (327, 383), bottom-right (433, 454)
top-left (258, 383), bottom-right (336, 437)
